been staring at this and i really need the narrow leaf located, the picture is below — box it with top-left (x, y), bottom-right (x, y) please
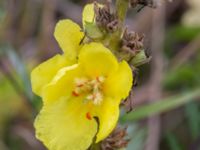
top-left (121, 88), bottom-right (200, 122)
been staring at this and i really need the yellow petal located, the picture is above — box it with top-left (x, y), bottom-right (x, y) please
top-left (94, 97), bottom-right (120, 142)
top-left (82, 4), bottom-right (95, 27)
top-left (104, 61), bottom-right (133, 99)
top-left (54, 19), bottom-right (84, 61)
top-left (35, 96), bottom-right (97, 150)
top-left (43, 64), bottom-right (81, 104)
top-left (31, 54), bottom-right (72, 96)
top-left (79, 42), bottom-right (118, 77)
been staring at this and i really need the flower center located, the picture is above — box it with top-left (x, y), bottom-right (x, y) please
top-left (72, 76), bottom-right (105, 105)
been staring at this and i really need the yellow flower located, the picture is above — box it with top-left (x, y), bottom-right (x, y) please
top-left (31, 4), bottom-right (133, 150)
top-left (31, 3), bottom-right (98, 96)
top-left (32, 43), bottom-right (132, 150)
top-left (31, 19), bottom-right (84, 96)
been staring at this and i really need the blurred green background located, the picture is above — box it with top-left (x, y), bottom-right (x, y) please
top-left (0, 0), bottom-right (200, 150)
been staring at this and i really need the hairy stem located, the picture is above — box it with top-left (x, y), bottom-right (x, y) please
top-left (108, 0), bottom-right (129, 52)
top-left (116, 0), bottom-right (129, 28)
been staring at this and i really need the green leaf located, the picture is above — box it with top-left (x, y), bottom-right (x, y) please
top-left (185, 102), bottom-right (200, 139)
top-left (130, 50), bottom-right (151, 67)
top-left (126, 123), bottom-right (146, 150)
top-left (163, 53), bottom-right (200, 91)
top-left (165, 25), bottom-right (200, 58)
top-left (85, 22), bottom-right (104, 39)
top-left (5, 46), bottom-right (33, 101)
top-left (163, 65), bottom-right (200, 91)
top-left (165, 132), bottom-right (182, 150)
top-left (0, 44), bottom-right (35, 103)
top-left (168, 25), bottom-right (200, 41)
top-left (121, 88), bottom-right (200, 122)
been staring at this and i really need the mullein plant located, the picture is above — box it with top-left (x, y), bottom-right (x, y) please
top-left (31, 0), bottom-right (154, 150)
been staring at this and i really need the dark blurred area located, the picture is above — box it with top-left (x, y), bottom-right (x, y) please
top-left (0, 0), bottom-right (200, 150)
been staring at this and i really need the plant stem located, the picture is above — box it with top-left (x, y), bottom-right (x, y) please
top-left (108, 0), bottom-right (129, 52)
top-left (91, 2), bottom-right (130, 149)
top-left (116, 0), bottom-right (129, 28)
top-left (90, 143), bottom-right (101, 150)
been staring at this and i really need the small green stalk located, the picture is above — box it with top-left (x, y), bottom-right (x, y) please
top-left (89, 143), bottom-right (101, 150)
top-left (116, 0), bottom-right (129, 28)
top-left (108, 0), bottom-right (129, 51)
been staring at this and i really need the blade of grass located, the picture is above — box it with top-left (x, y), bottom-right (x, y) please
top-left (5, 46), bottom-right (33, 100)
top-left (165, 132), bottom-right (182, 150)
top-left (121, 88), bottom-right (200, 122)
top-left (0, 44), bottom-right (37, 114)
top-left (185, 102), bottom-right (200, 139)
top-left (127, 125), bottom-right (146, 150)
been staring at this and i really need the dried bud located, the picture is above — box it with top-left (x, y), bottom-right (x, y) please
top-left (94, 2), bottom-right (119, 32)
top-left (130, 0), bottom-right (139, 7)
top-left (101, 126), bottom-right (130, 150)
top-left (130, 0), bottom-right (157, 8)
top-left (121, 28), bottom-right (144, 56)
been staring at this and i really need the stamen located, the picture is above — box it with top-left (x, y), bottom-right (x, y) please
top-left (75, 78), bottom-right (88, 86)
top-left (86, 112), bottom-right (92, 120)
top-left (77, 84), bottom-right (84, 87)
top-left (72, 76), bottom-right (105, 105)
top-left (96, 76), bottom-right (105, 83)
top-left (93, 92), bottom-right (103, 105)
top-left (86, 94), bottom-right (94, 100)
top-left (72, 91), bottom-right (79, 97)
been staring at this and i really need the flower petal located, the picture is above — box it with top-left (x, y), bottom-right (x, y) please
top-left (82, 3), bottom-right (103, 27)
top-left (31, 54), bottom-right (72, 96)
top-left (82, 3), bottom-right (95, 27)
top-left (94, 97), bottom-right (120, 142)
top-left (79, 43), bottom-right (118, 77)
top-left (103, 61), bottom-right (133, 99)
top-left (43, 64), bottom-right (81, 103)
top-left (35, 97), bottom-right (97, 150)
top-left (54, 19), bottom-right (84, 61)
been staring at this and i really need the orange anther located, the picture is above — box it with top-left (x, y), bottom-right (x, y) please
top-left (72, 91), bottom-right (79, 97)
top-left (77, 84), bottom-right (84, 87)
top-left (86, 112), bottom-right (92, 120)
top-left (96, 77), bottom-right (100, 82)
